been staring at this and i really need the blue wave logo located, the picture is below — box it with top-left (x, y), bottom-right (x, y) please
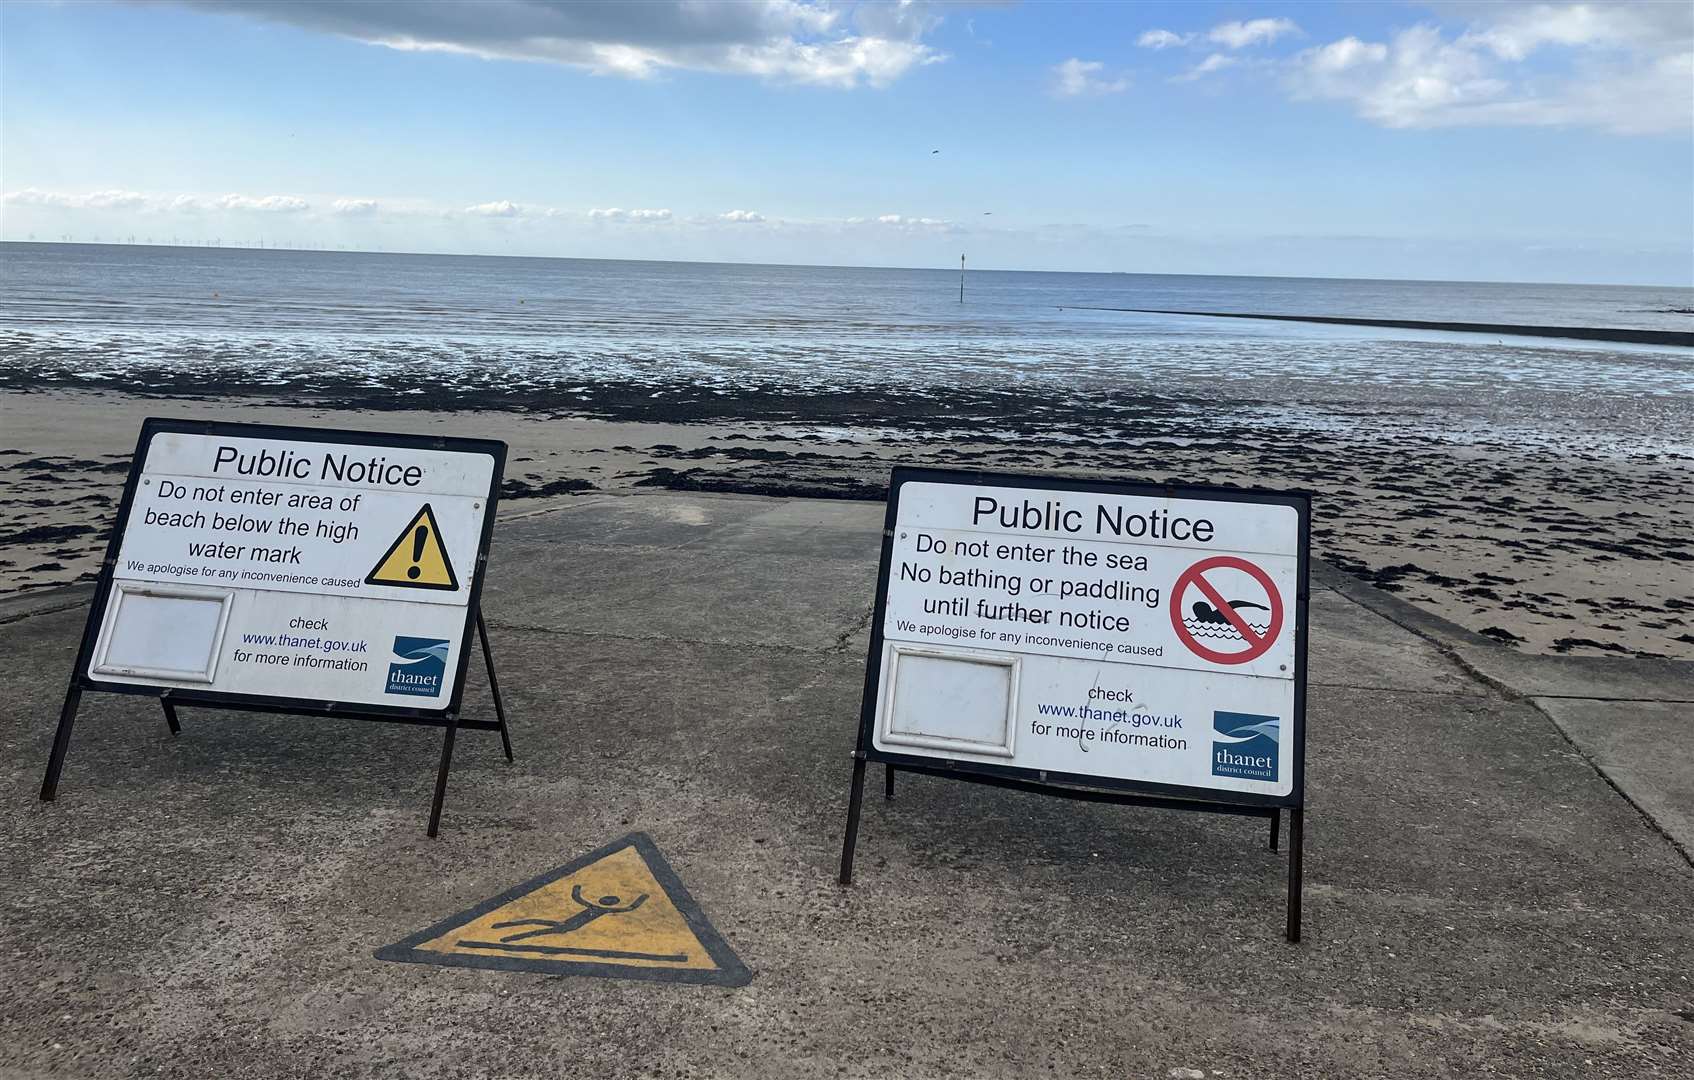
top-left (386, 636), bottom-right (450, 698)
top-left (1211, 711), bottom-right (1279, 782)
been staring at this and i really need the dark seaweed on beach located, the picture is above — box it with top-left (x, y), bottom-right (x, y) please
top-left (634, 467), bottom-right (887, 502)
top-left (501, 477), bottom-right (596, 499)
top-left (0, 523), bottom-right (98, 547)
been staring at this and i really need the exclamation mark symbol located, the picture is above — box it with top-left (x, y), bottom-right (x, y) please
top-left (407, 524), bottom-right (427, 579)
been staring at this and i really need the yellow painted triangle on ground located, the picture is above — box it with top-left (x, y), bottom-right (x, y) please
top-left (375, 834), bottom-right (751, 986)
top-left (420, 844), bottom-right (715, 971)
top-left (366, 504), bottom-right (458, 589)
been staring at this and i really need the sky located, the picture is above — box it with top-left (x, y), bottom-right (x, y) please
top-left (2, 1), bottom-right (1691, 284)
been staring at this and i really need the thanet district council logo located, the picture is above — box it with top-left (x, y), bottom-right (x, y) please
top-left (387, 637), bottom-right (451, 698)
top-left (1211, 711), bottom-right (1280, 782)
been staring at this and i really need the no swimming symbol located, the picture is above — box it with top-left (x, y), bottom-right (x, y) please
top-left (1169, 555), bottom-right (1285, 665)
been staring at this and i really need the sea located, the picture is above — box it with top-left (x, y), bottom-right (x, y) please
top-left (2, 242), bottom-right (1690, 456)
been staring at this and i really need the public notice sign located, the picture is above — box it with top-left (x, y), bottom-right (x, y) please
top-left (79, 420), bottom-right (505, 715)
top-left (861, 467), bottom-right (1309, 804)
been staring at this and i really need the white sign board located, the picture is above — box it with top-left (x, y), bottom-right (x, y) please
top-left (84, 425), bottom-right (503, 713)
top-left (865, 471), bottom-right (1307, 801)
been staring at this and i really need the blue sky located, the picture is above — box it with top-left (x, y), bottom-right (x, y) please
top-left (2, 1), bottom-right (1690, 283)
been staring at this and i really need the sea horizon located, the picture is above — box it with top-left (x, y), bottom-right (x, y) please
top-left (5, 239), bottom-right (1691, 293)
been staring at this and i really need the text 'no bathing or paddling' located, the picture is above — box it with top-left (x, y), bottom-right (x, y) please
top-left (374, 833), bottom-right (752, 986)
top-left (366, 504), bottom-right (459, 590)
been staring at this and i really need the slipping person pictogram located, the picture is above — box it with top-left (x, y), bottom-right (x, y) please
top-left (488, 885), bottom-right (649, 944)
top-left (375, 833), bottom-right (753, 986)
top-left (457, 878), bottom-right (678, 962)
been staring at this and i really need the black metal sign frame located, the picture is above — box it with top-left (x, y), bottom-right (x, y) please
top-left (38, 418), bottom-right (512, 836)
top-left (838, 466), bottom-right (1311, 941)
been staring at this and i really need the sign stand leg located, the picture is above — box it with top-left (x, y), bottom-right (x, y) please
top-left (160, 698), bottom-right (181, 736)
top-left (838, 756), bottom-right (868, 885)
top-left (426, 713), bottom-right (459, 839)
top-left (884, 764), bottom-right (895, 801)
top-left (476, 609), bottom-right (513, 763)
top-left (39, 685), bottom-right (84, 801)
top-left (1286, 806), bottom-right (1304, 943)
top-left (1268, 808), bottom-right (1279, 851)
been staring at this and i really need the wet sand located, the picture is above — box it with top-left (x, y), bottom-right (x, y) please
top-left (3, 386), bottom-right (1689, 661)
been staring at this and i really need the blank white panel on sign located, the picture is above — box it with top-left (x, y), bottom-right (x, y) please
top-left (881, 646), bottom-right (1018, 758)
top-left (94, 583), bottom-right (233, 683)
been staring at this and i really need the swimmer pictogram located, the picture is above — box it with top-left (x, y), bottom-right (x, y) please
top-left (1188, 597), bottom-right (1271, 636)
top-left (1169, 555), bottom-right (1285, 665)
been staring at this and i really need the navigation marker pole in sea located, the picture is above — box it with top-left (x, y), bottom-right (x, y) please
top-left (960, 254), bottom-right (966, 304)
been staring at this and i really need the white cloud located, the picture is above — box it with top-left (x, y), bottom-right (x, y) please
top-left (110, 192), bottom-right (310, 213)
top-left (464, 200), bottom-right (522, 217)
top-left (331, 197), bottom-right (379, 216)
top-left (1285, 5), bottom-right (1693, 135)
top-left (873, 213), bottom-right (955, 232)
top-left (1176, 53), bottom-right (1237, 81)
top-left (589, 207), bottom-right (673, 222)
top-left (1301, 36), bottom-right (1388, 75)
top-left (1052, 58), bottom-right (1129, 97)
top-left (1137, 29), bottom-right (1191, 50)
top-left (852, 0), bottom-right (943, 43)
top-left (1459, 2), bottom-right (1658, 61)
top-left (3, 189), bottom-right (334, 215)
top-left (1208, 18), bottom-right (1298, 50)
top-left (216, 193), bottom-right (310, 213)
top-left (82, 189), bottom-right (149, 209)
top-left (180, 1), bottom-right (946, 89)
top-left (1140, 19), bottom-right (1296, 53)
top-left (3, 188), bottom-right (149, 210)
top-left (719, 209), bottom-right (765, 223)
top-left (721, 36), bottom-right (943, 88)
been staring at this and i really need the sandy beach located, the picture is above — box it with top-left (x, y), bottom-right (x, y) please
top-left (3, 385), bottom-right (1689, 660)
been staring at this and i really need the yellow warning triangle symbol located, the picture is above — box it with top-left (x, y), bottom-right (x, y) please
top-left (366, 504), bottom-right (459, 591)
top-left (374, 834), bottom-right (751, 986)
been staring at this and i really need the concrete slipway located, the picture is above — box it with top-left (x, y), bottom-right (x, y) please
top-left (1, 492), bottom-right (1690, 1079)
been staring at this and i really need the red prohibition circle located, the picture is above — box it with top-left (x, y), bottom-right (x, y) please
top-left (1169, 555), bottom-right (1285, 665)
